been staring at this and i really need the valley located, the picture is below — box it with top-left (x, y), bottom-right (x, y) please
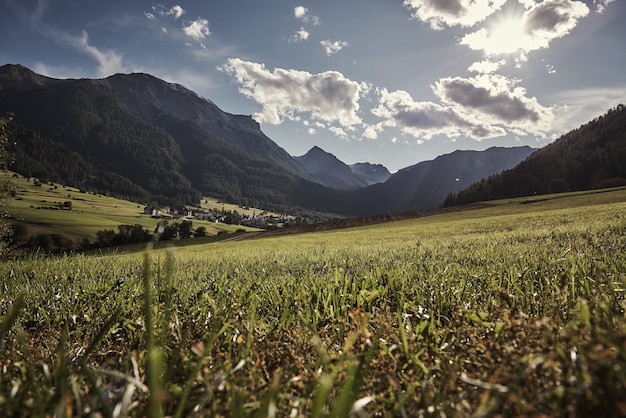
top-left (1, 186), bottom-right (625, 416)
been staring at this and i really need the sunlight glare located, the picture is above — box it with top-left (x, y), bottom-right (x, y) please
top-left (461, 6), bottom-right (529, 56)
top-left (488, 14), bottom-right (527, 55)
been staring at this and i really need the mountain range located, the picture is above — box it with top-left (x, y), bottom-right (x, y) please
top-left (0, 64), bottom-right (544, 216)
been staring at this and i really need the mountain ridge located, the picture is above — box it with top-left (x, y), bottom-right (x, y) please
top-left (342, 145), bottom-right (535, 216)
top-left (443, 104), bottom-right (626, 206)
top-left (0, 64), bottom-right (544, 216)
top-left (294, 146), bottom-right (391, 190)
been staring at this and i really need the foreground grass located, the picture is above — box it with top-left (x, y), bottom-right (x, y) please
top-left (1, 190), bottom-right (625, 417)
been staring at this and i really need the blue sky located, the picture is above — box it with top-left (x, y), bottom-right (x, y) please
top-left (1, 0), bottom-right (624, 172)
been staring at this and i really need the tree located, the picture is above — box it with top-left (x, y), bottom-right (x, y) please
top-left (178, 220), bottom-right (193, 239)
top-left (159, 222), bottom-right (178, 241)
top-left (0, 113), bottom-right (15, 255)
top-left (96, 229), bottom-right (116, 247)
top-left (548, 178), bottom-right (570, 194)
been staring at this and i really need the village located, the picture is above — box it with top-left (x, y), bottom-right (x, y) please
top-left (143, 204), bottom-right (299, 229)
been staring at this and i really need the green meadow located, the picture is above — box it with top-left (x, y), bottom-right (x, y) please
top-left (1, 187), bottom-right (625, 416)
top-left (6, 172), bottom-right (259, 243)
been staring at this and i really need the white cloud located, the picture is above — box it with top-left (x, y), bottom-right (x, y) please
top-left (168, 5), bottom-right (185, 20)
top-left (371, 74), bottom-right (555, 143)
top-left (594, 0), bottom-right (615, 13)
top-left (362, 123), bottom-right (384, 140)
top-left (329, 126), bottom-right (349, 139)
top-left (321, 40), bottom-right (349, 56)
top-left (460, 0), bottom-right (590, 55)
top-left (372, 88), bottom-right (505, 141)
top-left (468, 59), bottom-right (505, 74)
top-left (294, 6), bottom-right (308, 20)
top-left (183, 18), bottom-right (211, 41)
top-left (432, 74), bottom-right (554, 136)
top-left (153, 5), bottom-right (186, 20)
top-left (294, 6), bottom-right (321, 25)
top-left (62, 30), bottom-right (124, 77)
top-left (144, 12), bottom-right (156, 20)
top-left (289, 27), bottom-right (310, 43)
top-left (32, 62), bottom-right (81, 80)
top-left (221, 58), bottom-right (369, 128)
top-left (403, 0), bottom-right (507, 30)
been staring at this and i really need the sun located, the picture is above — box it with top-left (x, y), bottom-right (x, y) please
top-left (488, 13), bottom-right (528, 55)
top-left (461, 7), bottom-right (529, 56)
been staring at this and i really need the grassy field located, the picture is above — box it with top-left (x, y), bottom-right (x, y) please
top-left (1, 188), bottom-right (625, 416)
top-left (5, 172), bottom-right (260, 242)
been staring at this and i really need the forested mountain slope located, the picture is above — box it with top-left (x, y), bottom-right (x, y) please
top-left (443, 105), bottom-right (626, 206)
top-left (343, 146), bottom-right (535, 216)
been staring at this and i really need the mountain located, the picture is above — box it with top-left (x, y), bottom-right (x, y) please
top-left (443, 105), bottom-right (626, 206)
top-left (0, 64), bottom-right (335, 211)
top-left (341, 146), bottom-right (535, 216)
top-left (0, 64), bottom-right (533, 216)
top-left (105, 73), bottom-right (314, 180)
top-left (349, 162), bottom-right (392, 186)
top-left (294, 146), bottom-right (390, 190)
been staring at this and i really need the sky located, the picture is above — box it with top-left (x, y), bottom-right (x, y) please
top-left (1, 0), bottom-right (625, 172)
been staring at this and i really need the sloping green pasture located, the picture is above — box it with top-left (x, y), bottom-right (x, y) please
top-left (6, 172), bottom-right (256, 242)
top-left (1, 188), bottom-right (625, 416)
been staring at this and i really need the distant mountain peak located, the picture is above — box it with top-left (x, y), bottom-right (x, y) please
top-left (350, 162), bottom-right (391, 186)
top-left (0, 63), bottom-right (54, 90)
top-left (301, 146), bottom-right (338, 160)
top-left (295, 146), bottom-right (392, 189)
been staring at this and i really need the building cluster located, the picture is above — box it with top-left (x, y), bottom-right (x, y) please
top-left (143, 206), bottom-right (296, 228)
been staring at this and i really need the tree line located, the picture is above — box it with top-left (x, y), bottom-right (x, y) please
top-left (6, 220), bottom-right (218, 255)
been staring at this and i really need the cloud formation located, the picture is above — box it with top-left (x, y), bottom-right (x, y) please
top-left (294, 6), bottom-right (321, 25)
top-left (321, 40), bottom-right (349, 56)
top-left (594, 0), bottom-right (615, 13)
top-left (403, 0), bottom-right (507, 30)
top-left (461, 0), bottom-right (589, 55)
top-left (289, 27), bottom-right (310, 43)
top-left (372, 88), bottom-right (505, 142)
top-left (63, 30), bottom-right (124, 77)
top-left (221, 58), bottom-right (368, 128)
top-left (468, 59), bottom-right (505, 74)
top-left (183, 18), bottom-right (211, 41)
top-left (151, 4), bottom-right (186, 20)
top-left (369, 73), bottom-right (554, 143)
top-left (166, 5), bottom-right (185, 19)
top-left (433, 74), bottom-right (554, 136)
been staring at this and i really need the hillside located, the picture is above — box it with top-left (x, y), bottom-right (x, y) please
top-left (444, 105), bottom-right (626, 206)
